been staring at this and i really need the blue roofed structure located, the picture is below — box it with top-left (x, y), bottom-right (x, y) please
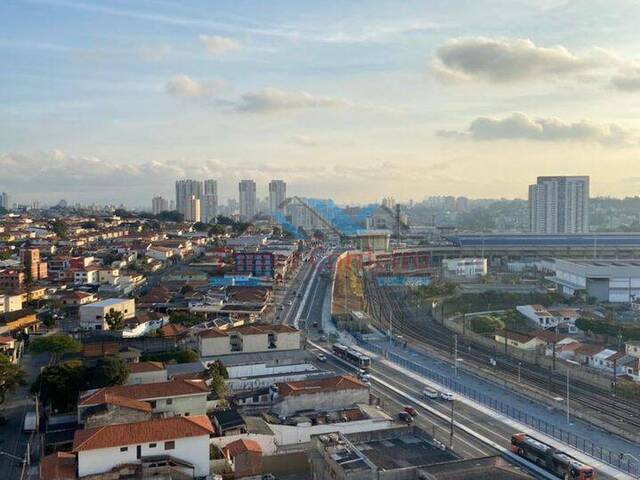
top-left (446, 233), bottom-right (640, 248)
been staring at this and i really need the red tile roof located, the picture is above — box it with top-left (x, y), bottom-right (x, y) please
top-left (79, 379), bottom-right (208, 406)
top-left (102, 393), bottom-right (152, 412)
top-left (222, 438), bottom-right (262, 456)
top-left (276, 375), bottom-right (365, 398)
top-left (72, 415), bottom-right (213, 452)
top-left (39, 452), bottom-right (76, 480)
top-left (0, 336), bottom-right (14, 344)
top-left (159, 323), bottom-right (187, 337)
top-left (200, 323), bottom-right (298, 339)
top-left (128, 361), bottom-right (165, 374)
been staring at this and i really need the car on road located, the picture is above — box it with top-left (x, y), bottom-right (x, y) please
top-left (319, 335), bottom-right (327, 342)
top-left (317, 353), bottom-right (327, 362)
top-left (423, 388), bottom-right (439, 399)
top-left (404, 406), bottom-right (418, 416)
top-left (398, 411), bottom-right (413, 423)
top-left (312, 321), bottom-right (319, 328)
top-left (286, 300), bottom-right (293, 306)
top-left (440, 391), bottom-right (454, 401)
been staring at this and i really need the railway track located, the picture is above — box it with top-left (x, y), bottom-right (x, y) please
top-left (363, 270), bottom-right (640, 434)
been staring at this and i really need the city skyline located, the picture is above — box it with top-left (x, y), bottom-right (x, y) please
top-left (3, 1), bottom-right (640, 204)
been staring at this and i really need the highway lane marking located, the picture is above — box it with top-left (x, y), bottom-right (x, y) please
top-left (352, 343), bottom-right (634, 480)
top-left (309, 341), bottom-right (559, 480)
top-left (307, 348), bottom-right (491, 458)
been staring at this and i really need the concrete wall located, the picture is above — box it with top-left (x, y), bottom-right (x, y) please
top-left (126, 369), bottom-right (168, 385)
top-left (200, 336), bottom-right (231, 356)
top-left (80, 299), bottom-right (136, 330)
top-left (269, 417), bottom-right (392, 446)
top-left (273, 389), bottom-right (369, 417)
top-left (77, 434), bottom-right (210, 477)
top-left (151, 393), bottom-right (208, 416)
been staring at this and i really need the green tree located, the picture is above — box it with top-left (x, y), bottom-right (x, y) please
top-left (50, 219), bottom-right (68, 239)
top-left (208, 224), bottom-right (225, 236)
top-left (88, 357), bottom-right (130, 388)
top-left (105, 308), bottom-right (125, 330)
top-left (205, 360), bottom-right (228, 380)
top-left (469, 315), bottom-right (505, 335)
top-left (30, 334), bottom-right (82, 356)
top-left (0, 354), bottom-right (26, 406)
top-left (33, 361), bottom-right (88, 412)
top-left (209, 373), bottom-right (226, 400)
top-left (193, 222), bottom-right (208, 232)
top-left (169, 311), bottom-right (204, 327)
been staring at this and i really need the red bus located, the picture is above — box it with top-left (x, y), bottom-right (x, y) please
top-left (511, 433), bottom-right (595, 479)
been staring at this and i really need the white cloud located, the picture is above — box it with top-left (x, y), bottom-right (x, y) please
top-left (612, 69), bottom-right (640, 92)
top-left (433, 37), bottom-right (614, 83)
top-left (165, 74), bottom-right (221, 98)
top-left (439, 112), bottom-right (637, 146)
top-left (198, 34), bottom-right (241, 55)
top-left (234, 88), bottom-right (351, 114)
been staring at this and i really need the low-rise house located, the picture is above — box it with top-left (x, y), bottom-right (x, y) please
top-left (72, 415), bottom-right (214, 478)
top-left (0, 293), bottom-right (22, 313)
top-left (79, 298), bottom-right (136, 330)
top-left (199, 323), bottom-right (300, 357)
top-left (0, 335), bottom-right (19, 362)
top-left (73, 267), bottom-right (100, 285)
top-left (516, 304), bottom-right (580, 332)
top-left (78, 379), bottom-right (209, 422)
top-left (574, 344), bottom-right (606, 365)
top-left (272, 375), bottom-right (368, 418)
top-left (39, 451), bottom-right (76, 480)
top-left (626, 341), bottom-right (640, 359)
top-left (0, 308), bottom-right (38, 336)
top-left (211, 408), bottom-right (246, 437)
top-left (0, 268), bottom-right (25, 290)
top-left (126, 361), bottom-right (168, 385)
top-left (222, 438), bottom-right (263, 478)
top-left (59, 290), bottom-right (96, 307)
top-left (82, 394), bottom-right (153, 428)
top-left (494, 330), bottom-right (545, 351)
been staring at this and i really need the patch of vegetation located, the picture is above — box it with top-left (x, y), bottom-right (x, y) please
top-left (141, 349), bottom-right (199, 364)
top-left (576, 317), bottom-right (640, 341)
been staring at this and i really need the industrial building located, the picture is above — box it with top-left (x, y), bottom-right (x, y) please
top-left (549, 259), bottom-right (640, 303)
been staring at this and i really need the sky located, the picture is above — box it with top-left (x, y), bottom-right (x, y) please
top-left (2, 0), bottom-right (640, 206)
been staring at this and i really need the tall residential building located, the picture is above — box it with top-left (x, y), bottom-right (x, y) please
top-left (184, 195), bottom-right (201, 222)
top-left (528, 176), bottom-right (589, 233)
top-left (0, 192), bottom-right (10, 210)
top-left (201, 179), bottom-right (218, 223)
top-left (151, 196), bottom-right (169, 215)
top-left (268, 180), bottom-right (286, 218)
top-left (175, 180), bottom-right (202, 218)
top-left (239, 180), bottom-right (257, 221)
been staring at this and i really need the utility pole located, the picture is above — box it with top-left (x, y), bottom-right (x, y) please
top-left (566, 368), bottom-right (570, 425)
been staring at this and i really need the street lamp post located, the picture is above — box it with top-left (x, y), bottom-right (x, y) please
top-left (449, 400), bottom-right (455, 448)
top-left (518, 362), bottom-right (522, 384)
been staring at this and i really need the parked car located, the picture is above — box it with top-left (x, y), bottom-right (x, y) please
top-left (423, 388), bottom-right (439, 399)
top-left (440, 391), bottom-right (454, 401)
top-left (398, 411), bottom-right (413, 423)
top-left (317, 353), bottom-right (327, 362)
top-left (319, 335), bottom-right (327, 342)
top-left (404, 406), bottom-right (418, 416)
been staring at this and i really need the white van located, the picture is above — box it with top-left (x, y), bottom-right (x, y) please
top-left (423, 388), bottom-right (439, 399)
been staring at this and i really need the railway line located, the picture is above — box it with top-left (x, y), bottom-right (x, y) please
top-left (362, 270), bottom-right (640, 437)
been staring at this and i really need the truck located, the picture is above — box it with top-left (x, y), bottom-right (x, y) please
top-left (23, 410), bottom-right (38, 433)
